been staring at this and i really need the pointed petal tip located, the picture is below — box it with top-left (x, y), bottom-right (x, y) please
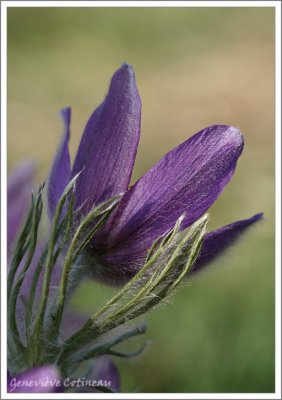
top-left (8, 159), bottom-right (37, 252)
top-left (120, 62), bottom-right (134, 73)
top-left (59, 107), bottom-right (71, 133)
top-left (60, 106), bottom-right (71, 116)
top-left (16, 158), bottom-right (37, 171)
top-left (189, 211), bottom-right (264, 275)
top-left (110, 63), bottom-right (138, 92)
top-left (210, 124), bottom-right (244, 151)
top-left (8, 158), bottom-right (37, 189)
top-left (228, 125), bottom-right (244, 149)
top-left (71, 63), bottom-right (141, 215)
top-left (21, 157), bottom-right (37, 169)
top-left (250, 212), bottom-right (264, 222)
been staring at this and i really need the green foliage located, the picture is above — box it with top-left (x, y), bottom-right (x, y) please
top-left (8, 6), bottom-right (275, 392)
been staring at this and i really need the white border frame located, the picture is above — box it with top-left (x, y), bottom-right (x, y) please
top-left (1, 1), bottom-right (281, 399)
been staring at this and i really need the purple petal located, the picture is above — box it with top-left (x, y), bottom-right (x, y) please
top-left (71, 63), bottom-right (141, 215)
top-left (79, 357), bottom-right (120, 392)
top-left (7, 159), bottom-right (36, 255)
top-left (190, 213), bottom-right (264, 274)
top-left (8, 365), bottom-right (61, 393)
top-left (47, 107), bottom-right (71, 219)
top-left (95, 125), bottom-right (244, 283)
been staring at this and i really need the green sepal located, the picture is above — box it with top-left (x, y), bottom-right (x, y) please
top-left (8, 183), bottom-right (44, 355)
top-left (61, 323), bottom-right (147, 367)
top-left (55, 215), bottom-right (207, 367)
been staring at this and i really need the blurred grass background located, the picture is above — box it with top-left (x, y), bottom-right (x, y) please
top-left (7, 7), bottom-right (275, 393)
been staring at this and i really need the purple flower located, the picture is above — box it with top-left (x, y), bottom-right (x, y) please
top-left (7, 163), bottom-right (121, 393)
top-left (6, 162), bottom-right (87, 337)
top-left (6, 163), bottom-right (62, 337)
top-left (91, 357), bottom-right (120, 392)
top-left (7, 365), bottom-right (61, 393)
top-left (7, 160), bottom-right (36, 258)
top-left (47, 63), bottom-right (262, 285)
top-left (72, 357), bottom-right (120, 393)
top-left (190, 213), bottom-right (263, 274)
top-left (7, 358), bottom-right (119, 393)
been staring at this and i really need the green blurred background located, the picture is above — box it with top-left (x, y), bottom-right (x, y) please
top-left (7, 7), bottom-right (275, 393)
